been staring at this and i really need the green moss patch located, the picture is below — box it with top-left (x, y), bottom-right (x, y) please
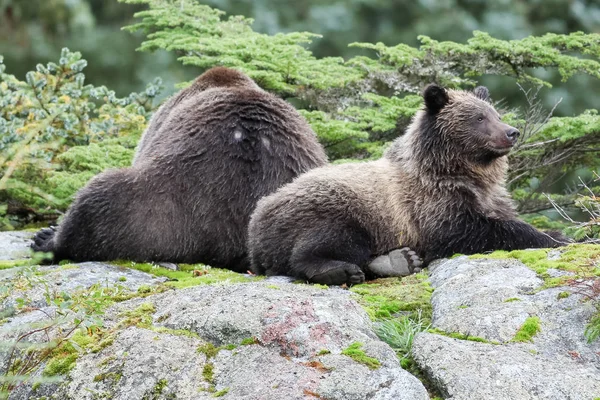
top-left (341, 342), bottom-right (381, 369)
top-left (110, 261), bottom-right (262, 289)
top-left (0, 259), bottom-right (34, 270)
top-left (504, 297), bottom-right (521, 303)
top-left (42, 330), bottom-right (98, 377)
top-left (213, 388), bottom-right (229, 397)
top-left (202, 363), bottom-right (215, 383)
top-left (470, 244), bottom-right (600, 288)
top-left (117, 302), bottom-right (156, 329)
top-left (428, 328), bottom-right (499, 345)
top-left (350, 272), bottom-right (433, 321)
top-left (512, 316), bottom-right (542, 343)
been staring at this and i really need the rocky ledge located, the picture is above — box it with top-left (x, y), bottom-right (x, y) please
top-left (0, 231), bottom-right (599, 400)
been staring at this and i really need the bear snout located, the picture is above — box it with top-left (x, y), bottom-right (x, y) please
top-left (505, 128), bottom-right (520, 144)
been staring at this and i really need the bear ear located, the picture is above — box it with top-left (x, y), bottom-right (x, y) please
top-left (473, 86), bottom-right (491, 102)
top-left (423, 84), bottom-right (449, 114)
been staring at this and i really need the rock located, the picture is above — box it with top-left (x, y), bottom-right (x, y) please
top-left (428, 256), bottom-right (543, 342)
top-left (102, 282), bottom-right (427, 400)
top-left (413, 332), bottom-right (600, 400)
top-left (0, 231), bottom-right (33, 260)
top-left (56, 327), bottom-right (208, 399)
top-left (416, 256), bottom-right (600, 399)
top-left (1, 262), bottom-right (167, 310)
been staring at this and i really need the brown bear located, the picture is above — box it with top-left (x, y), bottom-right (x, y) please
top-left (248, 84), bottom-right (568, 285)
top-left (31, 67), bottom-right (328, 272)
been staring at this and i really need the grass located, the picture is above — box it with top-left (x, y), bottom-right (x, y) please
top-left (374, 310), bottom-right (430, 368)
top-left (428, 328), bottom-right (499, 345)
top-left (584, 310), bottom-right (600, 343)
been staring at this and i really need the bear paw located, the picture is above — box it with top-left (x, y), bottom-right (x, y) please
top-left (308, 262), bottom-right (365, 286)
top-left (31, 226), bottom-right (57, 254)
top-left (367, 247), bottom-right (423, 278)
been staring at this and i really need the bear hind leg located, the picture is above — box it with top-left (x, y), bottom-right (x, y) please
top-left (289, 225), bottom-right (371, 286)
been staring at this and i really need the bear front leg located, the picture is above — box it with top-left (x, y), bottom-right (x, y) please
top-left (288, 224), bottom-right (372, 286)
top-left (423, 215), bottom-right (571, 264)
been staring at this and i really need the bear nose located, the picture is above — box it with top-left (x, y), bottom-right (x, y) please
top-left (506, 128), bottom-right (520, 143)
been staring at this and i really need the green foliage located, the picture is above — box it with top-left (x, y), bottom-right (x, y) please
top-left (0, 49), bottom-right (161, 228)
top-left (350, 31), bottom-right (600, 91)
top-left (120, 0), bottom-right (362, 97)
top-left (585, 311), bottom-right (600, 343)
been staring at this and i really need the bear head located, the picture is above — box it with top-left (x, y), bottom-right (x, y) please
top-left (193, 67), bottom-right (261, 92)
top-left (423, 84), bottom-right (520, 163)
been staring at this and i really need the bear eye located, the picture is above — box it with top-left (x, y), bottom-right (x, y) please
top-left (477, 116), bottom-right (484, 122)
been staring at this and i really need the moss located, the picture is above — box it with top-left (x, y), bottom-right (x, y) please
top-left (141, 378), bottom-right (170, 400)
top-left (118, 302), bottom-right (156, 328)
top-left (202, 363), bottom-right (215, 383)
top-left (457, 305), bottom-right (469, 309)
top-left (90, 335), bottom-right (115, 353)
top-left (137, 285), bottom-right (153, 294)
top-left (240, 337), bottom-right (258, 346)
top-left (512, 316), bottom-right (542, 342)
top-left (197, 343), bottom-right (220, 359)
top-left (0, 259), bottom-right (33, 270)
top-left (350, 272), bottom-right (433, 322)
top-left (504, 297), bottom-right (521, 302)
top-left (93, 371), bottom-right (122, 383)
top-left (341, 342), bottom-right (380, 369)
top-left (428, 328), bottom-right (499, 345)
top-left (43, 330), bottom-right (96, 377)
top-left (265, 284), bottom-right (280, 290)
top-left (118, 276), bottom-right (127, 282)
top-left (110, 261), bottom-right (262, 289)
top-left (98, 355), bottom-right (117, 367)
top-left (557, 291), bottom-right (570, 299)
top-left (213, 388), bottom-right (229, 397)
top-left (43, 353), bottom-right (78, 377)
top-left (317, 349), bottom-right (331, 356)
top-left (151, 326), bottom-right (200, 339)
top-left (469, 244), bottom-right (600, 288)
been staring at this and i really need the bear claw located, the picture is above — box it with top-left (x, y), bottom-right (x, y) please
top-left (31, 226), bottom-right (57, 253)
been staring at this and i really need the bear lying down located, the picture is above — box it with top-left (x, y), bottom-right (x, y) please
top-left (248, 84), bottom-right (569, 286)
top-left (31, 67), bottom-right (327, 271)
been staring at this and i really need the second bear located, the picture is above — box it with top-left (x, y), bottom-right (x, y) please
top-left (248, 84), bottom-right (568, 285)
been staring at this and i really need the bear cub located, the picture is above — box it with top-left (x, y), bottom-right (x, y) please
top-left (32, 67), bottom-right (327, 271)
top-left (248, 84), bottom-right (568, 285)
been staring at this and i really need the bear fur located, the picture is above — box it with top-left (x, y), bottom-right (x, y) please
top-left (32, 67), bottom-right (327, 272)
top-left (248, 84), bottom-right (568, 285)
